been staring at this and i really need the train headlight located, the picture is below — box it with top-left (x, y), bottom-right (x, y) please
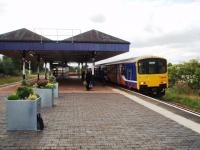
top-left (140, 81), bottom-right (146, 85)
top-left (160, 81), bottom-right (166, 84)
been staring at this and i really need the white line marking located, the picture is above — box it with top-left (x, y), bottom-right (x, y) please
top-left (122, 75), bottom-right (137, 83)
top-left (112, 88), bottom-right (200, 134)
top-left (122, 88), bottom-right (200, 118)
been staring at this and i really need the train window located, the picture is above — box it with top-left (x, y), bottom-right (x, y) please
top-left (138, 62), bottom-right (148, 74)
top-left (129, 68), bottom-right (132, 79)
top-left (138, 59), bottom-right (167, 74)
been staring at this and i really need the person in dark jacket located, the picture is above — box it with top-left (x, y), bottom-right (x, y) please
top-left (85, 69), bottom-right (92, 90)
top-left (81, 70), bottom-right (85, 81)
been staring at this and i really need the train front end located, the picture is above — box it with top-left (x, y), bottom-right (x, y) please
top-left (137, 57), bottom-right (168, 96)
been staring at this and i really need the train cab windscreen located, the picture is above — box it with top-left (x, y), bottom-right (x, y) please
top-left (138, 58), bottom-right (167, 74)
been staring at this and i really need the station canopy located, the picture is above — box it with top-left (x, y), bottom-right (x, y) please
top-left (0, 28), bottom-right (130, 63)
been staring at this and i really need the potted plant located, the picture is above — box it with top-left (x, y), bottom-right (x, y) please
top-left (6, 84), bottom-right (42, 131)
top-left (49, 75), bottom-right (59, 98)
top-left (34, 79), bottom-right (55, 108)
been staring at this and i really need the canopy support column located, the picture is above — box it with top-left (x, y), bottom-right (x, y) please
top-left (22, 51), bottom-right (26, 80)
top-left (37, 55), bottom-right (40, 81)
top-left (91, 51), bottom-right (96, 85)
top-left (28, 61), bottom-right (31, 75)
top-left (45, 61), bottom-right (47, 80)
top-left (78, 63), bottom-right (80, 78)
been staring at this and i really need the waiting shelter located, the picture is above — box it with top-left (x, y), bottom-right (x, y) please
top-left (0, 28), bottom-right (130, 79)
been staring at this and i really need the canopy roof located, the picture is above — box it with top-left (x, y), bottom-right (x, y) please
top-left (0, 28), bottom-right (51, 42)
top-left (63, 29), bottom-right (129, 44)
top-left (0, 28), bottom-right (130, 62)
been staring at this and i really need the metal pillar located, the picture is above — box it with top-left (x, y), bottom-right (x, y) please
top-left (49, 61), bottom-right (53, 76)
top-left (37, 55), bottom-right (40, 81)
top-left (78, 63), bottom-right (80, 78)
top-left (92, 59), bottom-right (95, 76)
top-left (91, 51), bottom-right (96, 85)
top-left (22, 51), bottom-right (26, 80)
top-left (28, 61), bottom-right (31, 75)
top-left (62, 63), bottom-right (64, 77)
top-left (45, 61), bottom-right (47, 80)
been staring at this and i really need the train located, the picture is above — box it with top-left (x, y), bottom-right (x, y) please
top-left (95, 56), bottom-right (168, 96)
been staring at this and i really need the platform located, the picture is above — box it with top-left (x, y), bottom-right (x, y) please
top-left (0, 78), bottom-right (200, 149)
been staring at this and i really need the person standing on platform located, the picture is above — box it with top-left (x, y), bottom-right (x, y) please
top-left (85, 69), bottom-right (93, 90)
top-left (81, 70), bottom-right (85, 81)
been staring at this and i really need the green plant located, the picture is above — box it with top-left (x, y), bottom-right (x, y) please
top-left (37, 80), bottom-right (48, 88)
top-left (21, 80), bottom-right (30, 86)
top-left (27, 94), bottom-right (39, 100)
top-left (48, 76), bottom-right (56, 83)
top-left (16, 86), bottom-right (33, 99)
top-left (7, 94), bottom-right (19, 100)
top-left (45, 83), bottom-right (56, 89)
top-left (28, 80), bottom-right (37, 86)
top-left (168, 59), bottom-right (200, 89)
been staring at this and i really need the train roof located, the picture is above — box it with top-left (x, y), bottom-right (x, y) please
top-left (96, 55), bottom-right (167, 66)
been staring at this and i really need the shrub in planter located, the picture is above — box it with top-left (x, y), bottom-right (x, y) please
top-left (16, 86), bottom-right (34, 99)
top-left (7, 86), bottom-right (39, 101)
top-left (21, 80), bottom-right (30, 86)
top-left (48, 76), bottom-right (59, 98)
top-left (28, 80), bottom-right (37, 86)
top-left (37, 80), bottom-right (48, 88)
top-left (7, 94), bottom-right (19, 100)
top-left (45, 83), bottom-right (56, 89)
top-left (48, 76), bottom-right (56, 83)
top-left (6, 84), bottom-right (42, 131)
top-left (35, 82), bottom-right (55, 108)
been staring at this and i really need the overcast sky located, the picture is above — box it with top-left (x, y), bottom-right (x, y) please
top-left (0, 0), bottom-right (200, 64)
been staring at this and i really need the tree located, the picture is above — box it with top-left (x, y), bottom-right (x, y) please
top-left (168, 59), bottom-right (200, 89)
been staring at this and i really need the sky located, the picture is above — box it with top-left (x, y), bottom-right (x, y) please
top-left (0, 0), bottom-right (200, 64)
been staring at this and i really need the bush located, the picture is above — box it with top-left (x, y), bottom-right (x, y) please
top-left (37, 80), bottom-right (48, 88)
top-left (21, 80), bottom-right (30, 86)
top-left (174, 81), bottom-right (194, 95)
top-left (16, 86), bottom-right (33, 99)
top-left (168, 59), bottom-right (200, 90)
top-left (28, 80), bottom-right (37, 86)
top-left (7, 94), bottom-right (19, 100)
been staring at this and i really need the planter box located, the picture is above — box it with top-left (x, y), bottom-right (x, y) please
top-left (53, 82), bottom-right (59, 98)
top-left (6, 97), bottom-right (41, 131)
top-left (35, 88), bottom-right (54, 108)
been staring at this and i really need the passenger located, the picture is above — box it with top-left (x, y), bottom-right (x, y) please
top-left (101, 69), bottom-right (106, 85)
top-left (81, 70), bottom-right (85, 81)
top-left (85, 69), bottom-right (93, 90)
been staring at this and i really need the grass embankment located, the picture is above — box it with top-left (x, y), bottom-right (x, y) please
top-left (0, 75), bottom-right (37, 86)
top-left (163, 87), bottom-right (200, 112)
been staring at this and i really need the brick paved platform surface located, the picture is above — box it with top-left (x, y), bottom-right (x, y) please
top-left (0, 93), bottom-right (200, 149)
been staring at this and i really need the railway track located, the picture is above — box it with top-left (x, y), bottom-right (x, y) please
top-left (118, 86), bottom-right (200, 123)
